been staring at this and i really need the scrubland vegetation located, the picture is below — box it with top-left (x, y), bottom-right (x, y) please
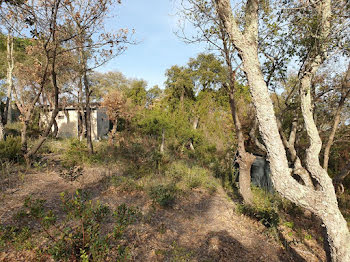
top-left (0, 0), bottom-right (350, 261)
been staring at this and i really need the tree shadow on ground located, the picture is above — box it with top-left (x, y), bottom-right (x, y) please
top-left (0, 167), bottom-right (315, 261)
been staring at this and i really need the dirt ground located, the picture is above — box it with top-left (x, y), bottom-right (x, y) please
top-left (0, 163), bottom-right (325, 262)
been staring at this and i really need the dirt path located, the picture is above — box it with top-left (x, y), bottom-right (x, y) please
top-left (0, 166), bottom-right (324, 261)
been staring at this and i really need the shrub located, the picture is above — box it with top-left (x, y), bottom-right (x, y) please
top-left (165, 161), bottom-right (218, 193)
top-left (0, 136), bottom-right (22, 161)
top-left (4, 122), bottom-right (22, 137)
top-left (110, 175), bottom-right (143, 192)
top-left (236, 187), bottom-right (280, 228)
top-left (62, 139), bottom-right (89, 167)
top-left (149, 184), bottom-right (177, 208)
top-left (2, 190), bottom-right (139, 261)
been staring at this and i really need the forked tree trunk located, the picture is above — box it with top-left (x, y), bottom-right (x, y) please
top-left (25, 2), bottom-right (61, 162)
top-left (228, 72), bottom-right (255, 205)
top-left (214, 0), bottom-right (350, 260)
top-left (220, 22), bottom-right (256, 205)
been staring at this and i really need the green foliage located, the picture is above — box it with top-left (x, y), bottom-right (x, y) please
top-left (110, 175), bottom-right (143, 192)
top-left (164, 161), bottom-right (218, 194)
top-left (284, 221), bottom-right (294, 229)
top-left (62, 139), bottom-right (89, 166)
top-left (188, 53), bottom-right (227, 92)
top-left (0, 225), bottom-right (33, 251)
top-left (1, 190), bottom-right (139, 261)
top-left (126, 79), bottom-right (147, 106)
top-left (149, 183), bottom-right (178, 208)
top-left (236, 187), bottom-right (280, 228)
top-left (4, 122), bottom-right (22, 137)
top-left (113, 203), bottom-right (142, 227)
top-left (0, 136), bottom-right (21, 161)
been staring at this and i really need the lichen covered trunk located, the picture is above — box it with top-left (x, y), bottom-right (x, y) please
top-left (238, 153), bottom-right (256, 205)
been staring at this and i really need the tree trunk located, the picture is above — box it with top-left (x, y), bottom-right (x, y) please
top-left (83, 71), bottom-right (93, 154)
top-left (220, 23), bottom-right (256, 205)
top-left (108, 119), bottom-right (117, 145)
top-left (160, 128), bottom-right (165, 154)
top-left (238, 152), bottom-right (256, 205)
top-left (189, 117), bottom-right (198, 151)
top-left (5, 32), bottom-right (14, 125)
top-left (228, 87), bottom-right (256, 204)
top-left (78, 77), bottom-right (85, 141)
top-left (323, 62), bottom-right (350, 170)
top-left (52, 119), bottom-right (58, 138)
top-left (0, 114), bottom-right (4, 141)
top-left (21, 119), bottom-right (29, 155)
top-left (214, 0), bottom-right (350, 260)
top-left (78, 34), bottom-right (93, 154)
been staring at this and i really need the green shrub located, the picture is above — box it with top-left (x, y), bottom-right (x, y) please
top-left (4, 122), bottom-right (22, 137)
top-left (149, 184), bottom-right (177, 208)
top-left (0, 225), bottom-right (33, 251)
top-left (0, 136), bottom-right (22, 161)
top-left (237, 203), bottom-right (279, 228)
top-left (110, 175), bottom-right (143, 192)
top-left (2, 190), bottom-right (139, 261)
top-left (236, 187), bottom-right (280, 228)
top-left (165, 161), bottom-right (218, 193)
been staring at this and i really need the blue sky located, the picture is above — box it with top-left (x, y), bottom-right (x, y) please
top-left (97, 0), bottom-right (205, 89)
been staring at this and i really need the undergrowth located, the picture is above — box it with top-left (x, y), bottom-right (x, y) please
top-left (0, 190), bottom-right (141, 261)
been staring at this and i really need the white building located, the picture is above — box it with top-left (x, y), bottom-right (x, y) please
top-left (41, 106), bottom-right (110, 140)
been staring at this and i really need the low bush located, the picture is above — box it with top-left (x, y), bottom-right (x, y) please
top-left (0, 136), bottom-right (22, 161)
top-left (149, 183), bottom-right (178, 208)
top-left (4, 122), bottom-right (22, 137)
top-left (1, 190), bottom-right (140, 261)
top-left (110, 175), bottom-right (143, 192)
top-left (165, 161), bottom-right (218, 194)
top-left (236, 187), bottom-right (280, 228)
top-left (63, 139), bottom-right (89, 166)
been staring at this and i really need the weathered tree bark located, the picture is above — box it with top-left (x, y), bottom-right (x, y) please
top-left (160, 128), bottom-right (165, 154)
top-left (213, 0), bottom-right (350, 260)
top-left (228, 83), bottom-right (256, 205)
top-left (5, 32), bottom-right (14, 125)
top-left (21, 119), bottom-right (29, 154)
top-left (277, 118), bottom-right (313, 187)
top-left (218, 18), bottom-right (256, 205)
top-left (0, 114), bottom-right (5, 141)
top-left (189, 117), bottom-right (199, 151)
top-left (323, 62), bottom-right (350, 170)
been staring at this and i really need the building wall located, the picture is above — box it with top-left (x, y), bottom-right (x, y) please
top-left (56, 110), bottom-right (79, 138)
top-left (97, 108), bottom-right (109, 139)
top-left (41, 108), bottom-right (109, 140)
top-left (91, 110), bottom-right (98, 140)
